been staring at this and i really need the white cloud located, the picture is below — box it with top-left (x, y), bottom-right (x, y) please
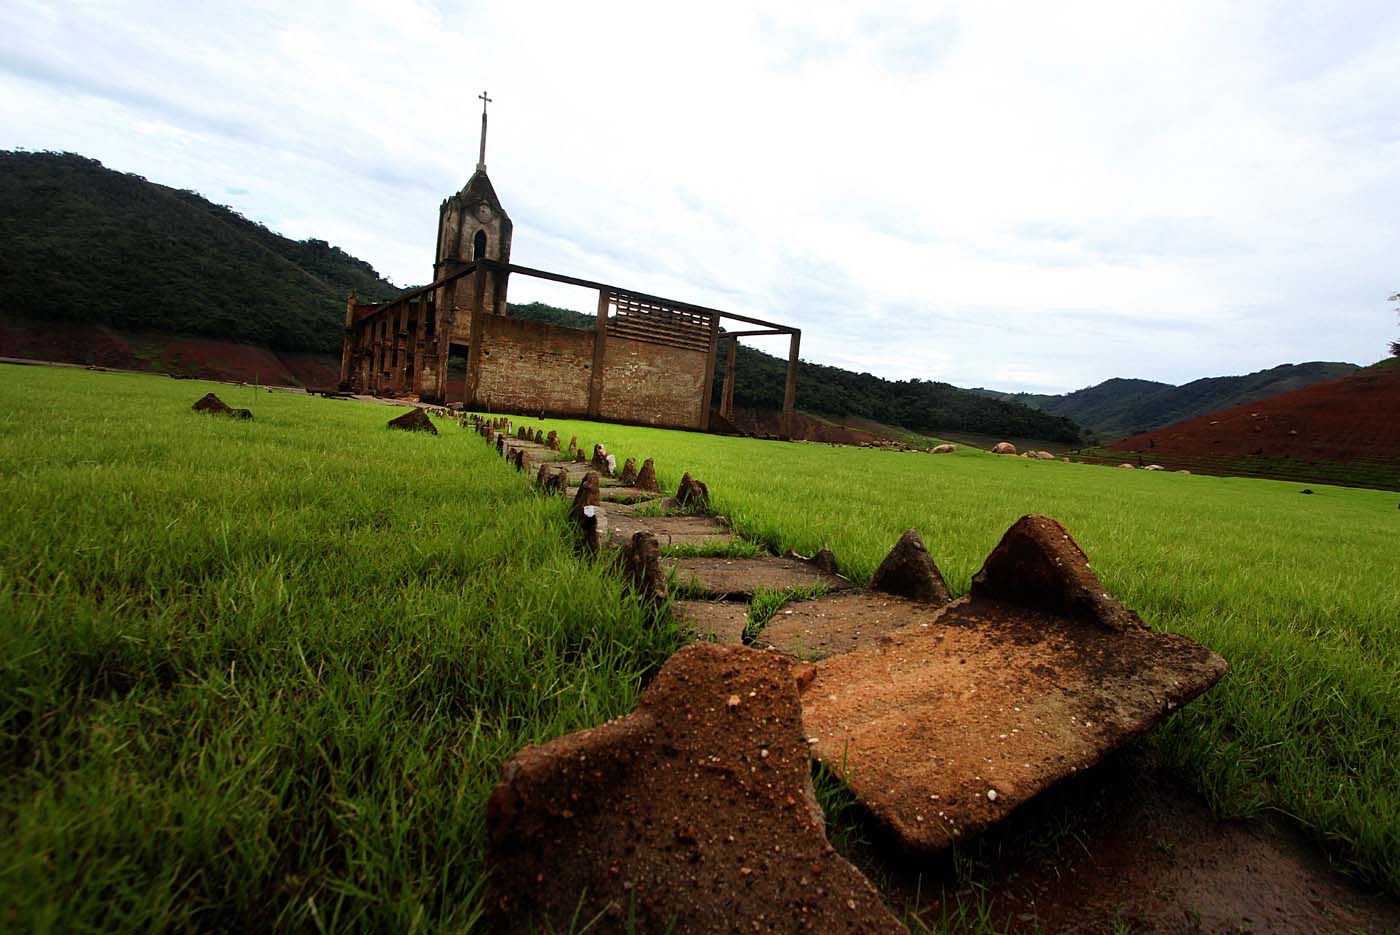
top-left (2, 0), bottom-right (1397, 392)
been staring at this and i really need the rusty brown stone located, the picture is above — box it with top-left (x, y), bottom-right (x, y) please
top-left (534, 464), bottom-right (551, 490)
top-left (931, 443), bottom-right (957, 454)
top-left (483, 643), bottom-right (905, 933)
top-left (388, 408), bottom-right (436, 434)
top-left (869, 529), bottom-right (951, 605)
top-left (192, 392), bottom-right (233, 415)
top-left (517, 426), bottom-right (528, 440)
top-left (496, 435), bottom-right (505, 455)
top-left (546, 430), bottom-right (559, 450)
top-left (544, 468), bottom-right (568, 496)
top-left (621, 531), bottom-right (666, 603)
top-left (574, 447), bottom-right (586, 463)
top-left (635, 458), bottom-right (659, 492)
top-left (674, 471), bottom-right (710, 511)
top-left (970, 514), bottom-right (1142, 632)
top-left (993, 441), bottom-right (1017, 454)
top-left (591, 443), bottom-right (611, 475)
top-left (567, 435), bottom-right (577, 452)
top-left (619, 457), bottom-right (638, 486)
top-left (570, 471), bottom-right (606, 552)
top-left (513, 448), bottom-right (530, 473)
top-left (811, 547), bottom-right (838, 576)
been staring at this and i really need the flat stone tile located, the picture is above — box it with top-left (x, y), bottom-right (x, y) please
top-left (667, 556), bottom-right (854, 599)
top-left (759, 590), bottom-right (940, 660)
top-left (607, 514), bottom-right (738, 548)
top-left (801, 596), bottom-right (1227, 854)
top-left (672, 600), bottom-right (748, 643)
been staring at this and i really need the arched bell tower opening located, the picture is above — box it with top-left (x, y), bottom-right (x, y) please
top-left (474, 229), bottom-right (488, 260)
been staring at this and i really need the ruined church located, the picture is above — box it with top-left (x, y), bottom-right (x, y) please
top-left (338, 97), bottom-right (800, 432)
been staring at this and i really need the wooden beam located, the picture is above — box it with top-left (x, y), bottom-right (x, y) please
top-left (699, 309), bottom-right (721, 431)
top-left (782, 329), bottom-right (801, 437)
top-left (719, 328), bottom-right (785, 338)
top-left (721, 335), bottom-right (737, 420)
top-left (587, 289), bottom-right (610, 417)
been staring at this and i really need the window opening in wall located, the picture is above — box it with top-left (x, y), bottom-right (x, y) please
top-left (474, 229), bottom-right (488, 259)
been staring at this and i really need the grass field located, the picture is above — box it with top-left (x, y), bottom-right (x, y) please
top-left (3, 366), bottom-right (1398, 932)
top-left (512, 411), bottom-right (1400, 897)
top-left (0, 367), bottom-right (677, 932)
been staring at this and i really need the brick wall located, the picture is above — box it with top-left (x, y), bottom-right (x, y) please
top-left (599, 336), bottom-right (708, 429)
top-left (473, 317), bottom-right (593, 416)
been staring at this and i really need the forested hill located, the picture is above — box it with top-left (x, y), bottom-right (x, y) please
top-left (508, 303), bottom-right (1085, 443)
top-left (970, 362), bottom-right (1359, 437)
top-left (0, 151), bottom-right (400, 352)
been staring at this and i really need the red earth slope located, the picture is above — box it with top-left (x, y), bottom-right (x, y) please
top-left (1107, 360), bottom-right (1400, 485)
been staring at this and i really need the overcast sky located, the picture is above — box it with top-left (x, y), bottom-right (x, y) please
top-left (3, 1), bottom-right (1397, 393)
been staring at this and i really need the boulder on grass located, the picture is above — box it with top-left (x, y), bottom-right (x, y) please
top-left (388, 409), bottom-right (436, 434)
top-left (992, 442), bottom-right (1017, 455)
top-left (192, 393), bottom-right (251, 419)
top-left (931, 443), bottom-right (957, 454)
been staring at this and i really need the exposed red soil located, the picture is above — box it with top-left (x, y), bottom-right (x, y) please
top-left (0, 316), bottom-right (343, 390)
top-left (874, 749), bottom-right (1400, 935)
top-left (1110, 362), bottom-right (1400, 463)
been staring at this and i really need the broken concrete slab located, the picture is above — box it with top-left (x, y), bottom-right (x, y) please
top-left (667, 556), bottom-right (853, 599)
top-left (671, 600), bottom-right (749, 644)
top-left (799, 516), bottom-right (1227, 854)
top-left (607, 513), bottom-right (739, 549)
top-left (388, 408), bottom-right (435, 434)
top-left (758, 591), bottom-right (939, 660)
top-left (484, 643), bottom-right (906, 934)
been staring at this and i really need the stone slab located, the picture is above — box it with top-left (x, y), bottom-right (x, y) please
top-left (800, 596), bottom-right (1227, 853)
top-left (758, 590), bottom-right (940, 660)
top-left (672, 600), bottom-right (749, 643)
top-left (599, 486), bottom-right (665, 504)
top-left (534, 461), bottom-right (628, 487)
top-left (668, 556), bottom-right (854, 599)
top-left (608, 513), bottom-right (738, 549)
top-left (484, 643), bottom-right (906, 934)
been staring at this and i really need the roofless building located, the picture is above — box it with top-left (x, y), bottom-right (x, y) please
top-left (338, 95), bottom-right (800, 432)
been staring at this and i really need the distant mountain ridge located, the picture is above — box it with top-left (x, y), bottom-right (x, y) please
top-left (0, 151), bottom-right (400, 353)
top-left (969, 362), bottom-right (1359, 437)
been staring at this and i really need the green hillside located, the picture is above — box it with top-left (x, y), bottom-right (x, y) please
top-left (973, 363), bottom-right (1358, 437)
top-left (507, 303), bottom-right (1084, 443)
top-left (0, 151), bottom-right (399, 352)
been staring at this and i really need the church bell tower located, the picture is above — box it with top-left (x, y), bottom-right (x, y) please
top-left (435, 91), bottom-right (512, 315)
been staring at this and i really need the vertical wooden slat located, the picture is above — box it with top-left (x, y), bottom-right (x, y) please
top-left (588, 289), bottom-right (610, 417)
top-left (782, 329), bottom-right (801, 439)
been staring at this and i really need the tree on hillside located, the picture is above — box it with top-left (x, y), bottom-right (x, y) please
top-left (1391, 293), bottom-right (1399, 356)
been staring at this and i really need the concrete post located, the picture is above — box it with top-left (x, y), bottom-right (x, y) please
top-left (782, 329), bottom-right (801, 438)
top-left (587, 289), bottom-right (610, 418)
top-left (721, 335), bottom-right (737, 420)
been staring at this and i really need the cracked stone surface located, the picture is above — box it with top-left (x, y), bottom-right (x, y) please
top-left (799, 517), bottom-right (1227, 854)
top-left (608, 513), bottom-right (739, 549)
top-left (667, 556), bottom-right (854, 599)
top-left (758, 591), bottom-right (941, 660)
top-left (672, 600), bottom-right (749, 643)
top-left (484, 643), bottom-right (906, 934)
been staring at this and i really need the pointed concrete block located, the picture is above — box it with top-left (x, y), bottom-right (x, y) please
top-left (621, 531), bottom-right (665, 603)
top-left (970, 514), bottom-right (1141, 632)
top-left (570, 471), bottom-right (606, 552)
top-left (635, 458), bottom-right (659, 492)
top-left (870, 529), bottom-right (951, 605)
top-left (484, 643), bottom-right (905, 933)
top-left (619, 457), bottom-right (638, 486)
top-left (591, 443), bottom-right (611, 475)
top-left (546, 430), bottom-right (559, 450)
top-left (675, 472), bottom-right (710, 511)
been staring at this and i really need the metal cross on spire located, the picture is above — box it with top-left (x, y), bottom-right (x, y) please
top-left (476, 91), bottom-right (492, 172)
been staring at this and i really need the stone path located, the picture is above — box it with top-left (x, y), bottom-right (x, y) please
top-left (458, 414), bottom-right (1228, 932)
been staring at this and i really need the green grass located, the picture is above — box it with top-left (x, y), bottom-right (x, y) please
top-left (0, 368), bottom-right (679, 932)
top-left (498, 411), bottom-right (1400, 895)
